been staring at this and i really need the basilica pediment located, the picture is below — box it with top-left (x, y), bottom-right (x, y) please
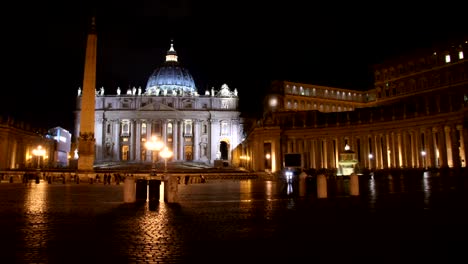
top-left (138, 102), bottom-right (177, 111)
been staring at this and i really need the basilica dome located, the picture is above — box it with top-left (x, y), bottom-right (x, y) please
top-left (145, 41), bottom-right (196, 95)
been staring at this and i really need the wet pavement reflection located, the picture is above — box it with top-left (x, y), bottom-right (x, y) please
top-left (1, 171), bottom-right (467, 263)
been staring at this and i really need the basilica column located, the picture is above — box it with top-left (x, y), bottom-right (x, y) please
top-left (146, 122), bottom-right (152, 161)
top-left (210, 118), bottom-right (219, 163)
top-left (178, 120), bottom-right (184, 161)
top-left (129, 120), bottom-right (136, 161)
top-left (113, 120), bottom-right (120, 161)
top-left (172, 120), bottom-right (178, 161)
top-left (135, 121), bottom-right (141, 161)
top-left (95, 118), bottom-right (104, 161)
top-left (231, 119), bottom-right (239, 150)
top-left (193, 120), bottom-right (200, 161)
top-left (432, 127), bottom-right (440, 167)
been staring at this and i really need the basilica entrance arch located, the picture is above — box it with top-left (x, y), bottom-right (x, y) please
top-left (220, 141), bottom-right (229, 160)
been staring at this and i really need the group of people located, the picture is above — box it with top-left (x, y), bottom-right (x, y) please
top-left (95, 173), bottom-right (127, 185)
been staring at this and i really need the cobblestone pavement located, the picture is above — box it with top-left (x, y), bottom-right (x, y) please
top-left (1, 176), bottom-right (467, 264)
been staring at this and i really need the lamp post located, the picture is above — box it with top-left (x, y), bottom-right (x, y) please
top-left (145, 136), bottom-right (164, 175)
top-left (32, 145), bottom-right (46, 169)
top-left (159, 146), bottom-right (173, 173)
top-left (265, 153), bottom-right (271, 172)
top-left (368, 153), bottom-right (373, 170)
top-left (421, 150), bottom-right (427, 170)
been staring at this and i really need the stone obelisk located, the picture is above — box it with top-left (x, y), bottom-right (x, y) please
top-left (77, 16), bottom-right (97, 171)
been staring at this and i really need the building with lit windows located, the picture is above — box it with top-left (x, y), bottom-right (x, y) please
top-left (74, 42), bottom-right (243, 166)
top-left (234, 36), bottom-right (467, 174)
top-left (0, 115), bottom-right (63, 170)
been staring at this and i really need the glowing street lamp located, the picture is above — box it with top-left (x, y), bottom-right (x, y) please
top-left (159, 146), bottom-right (173, 173)
top-left (421, 150), bottom-right (427, 170)
top-left (368, 153), bottom-right (374, 170)
top-left (32, 145), bottom-right (46, 169)
top-left (145, 136), bottom-right (164, 174)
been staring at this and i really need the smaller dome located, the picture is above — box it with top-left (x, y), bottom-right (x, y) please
top-left (145, 41), bottom-right (196, 95)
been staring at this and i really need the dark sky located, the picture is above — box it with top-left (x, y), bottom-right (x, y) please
top-left (3, 1), bottom-right (466, 134)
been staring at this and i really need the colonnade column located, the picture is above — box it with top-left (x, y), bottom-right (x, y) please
top-left (396, 132), bottom-right (403, 168)
top-left (444, 126), bottom-right (453, 167)
top-left (310, 139), bottom-right (317, 169)
top-left (450, 126), bottom-right (461, 168)
top-left (373, 134), bottom-right (380, 170)
top-left (457, 125), bottom-right (466, 167)
top-left (438, 127), bottom-right (448, 167)
top-left (426, 128), bottom-right (435, 168)
top-left (322, 138), bottom-right (328, 169)
top-left (383, 133), bottom-right (389, 169)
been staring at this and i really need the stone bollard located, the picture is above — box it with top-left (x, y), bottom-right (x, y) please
top-left (135, 179), bottom-right (148, 203)
top-left (299, 171), bottom-right (308, 197)
top-left (350, 173), bottom-right (359, 196)
top-left (148, 179), bottom-right (161, 202)
top-left (317, 174), bottom-right (328, 198)
top-left (123, 177), bottom-right (136, 203)
top-left (164, 174), bottom-right (178, 203)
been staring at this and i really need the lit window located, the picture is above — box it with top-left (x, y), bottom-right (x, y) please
top-left (459, 51), bottom-right (464, 60)
top-left (167, 123), bottom-right (173, 134)
top-left (221, 122), bottom-right (229, 135)
top-left (445, 54), bottom-right (451, 63)
top-left (141, 123), bottom-right (146, 135)
top-left (184, 121), bottom-right (192, 135)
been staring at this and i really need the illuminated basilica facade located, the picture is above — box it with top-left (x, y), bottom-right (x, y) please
top-left (234, 36), bottom-right (468, 173)
top-left (74, 43), bottom-right (243, 165)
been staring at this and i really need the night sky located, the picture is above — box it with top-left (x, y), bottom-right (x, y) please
top-left (3, 1), bottom-right (465, 134)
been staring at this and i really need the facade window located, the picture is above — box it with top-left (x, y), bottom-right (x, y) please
top-left (121, 121), bottom-right (129, 134)
top-left (287, 101), bottom-right (291, 109)
top-left (202, 124), bottom-right (207, 134)
top-left (459, 51), bottom-right (464, 60)
top-left (445, 54), bottom-right (451, 63)
top-left (107, 124), bottom-right (111, 134)
top-left (184, 121), bottom-right (192, 135)
top-left (141, 123), bottom-right (146, 136)
top-left (221, 121), bottom-right (229, 136)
